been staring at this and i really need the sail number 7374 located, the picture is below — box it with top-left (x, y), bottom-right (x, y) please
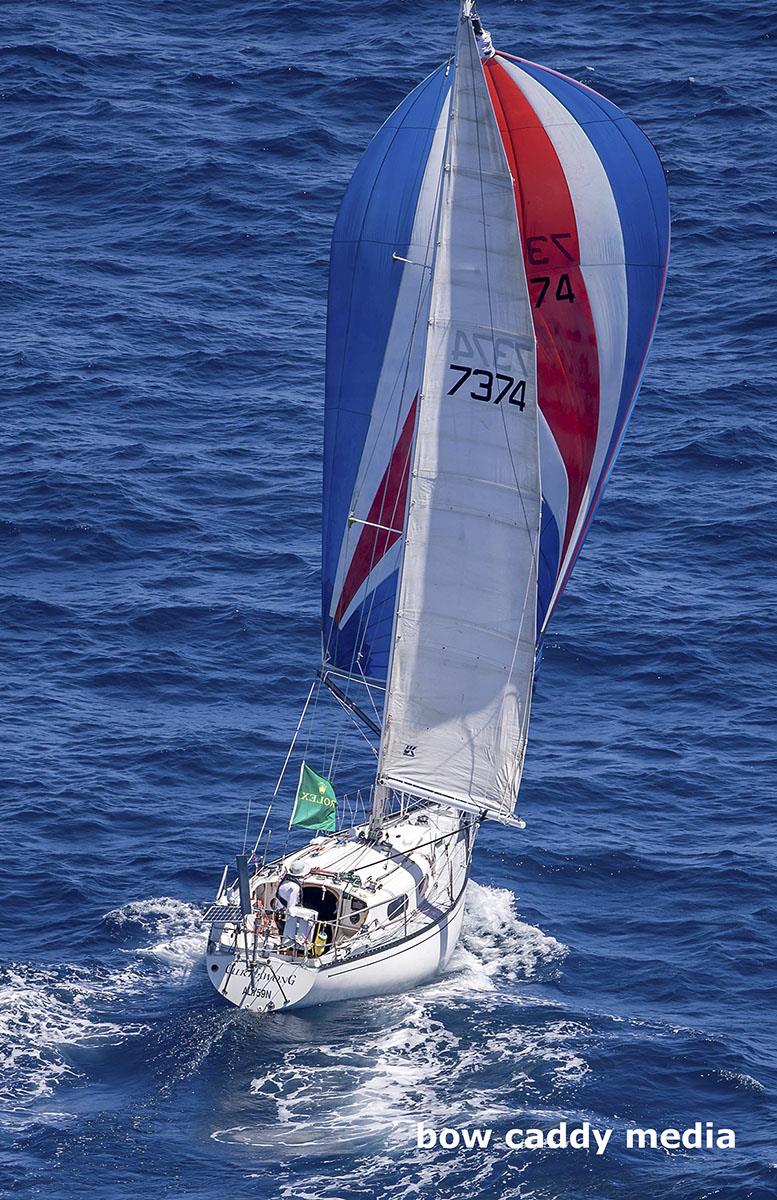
top-left (447, 364), bottom-right (526, 409)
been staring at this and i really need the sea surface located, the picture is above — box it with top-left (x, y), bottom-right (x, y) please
top-left (2, 1), bottom-right (776, 1197)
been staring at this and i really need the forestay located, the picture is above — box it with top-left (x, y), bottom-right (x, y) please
top-left (377, 7), bottom-right (540, 817)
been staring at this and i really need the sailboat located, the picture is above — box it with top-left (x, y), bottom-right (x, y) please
top-left (205, 2), bottom-right (669, 1013)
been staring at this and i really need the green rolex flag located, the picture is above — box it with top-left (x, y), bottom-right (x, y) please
top-left (290, 762), bottom-right (337, 832)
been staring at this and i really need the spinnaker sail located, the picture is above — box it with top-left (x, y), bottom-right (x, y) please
top-left (482, 54), bottom-right (670, 633)
top-left (322, 63), bottom-right (453, 682)
top-left (321, 1), bottom-right (669, 816)
top-left (323, 10), bottom-right (668, 681)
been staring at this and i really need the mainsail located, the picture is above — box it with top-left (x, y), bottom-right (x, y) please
top-left (321, 2), bottom-right (670, 816)
top-left (377, 7), bottom-right (539, 817)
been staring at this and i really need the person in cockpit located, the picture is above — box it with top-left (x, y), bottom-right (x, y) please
top-left (273, 873), bottom-right (302, 935)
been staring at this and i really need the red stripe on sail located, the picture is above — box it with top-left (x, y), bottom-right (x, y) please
top-left (334, 397), bottom-right (417, 626)
top-left (485, 59), bottom-right (600, 562)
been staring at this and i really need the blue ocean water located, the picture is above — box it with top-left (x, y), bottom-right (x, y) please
top-left (2, 0), bottom-right (776, 1196)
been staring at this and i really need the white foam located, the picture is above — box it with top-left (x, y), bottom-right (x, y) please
top-left (0, 962), bottom-right (146, 1108)
top-left (213, 880), bottom-right (574, 1162)
top-left (216, 998), bottom-right (469, 1155)
top-left (433, 879), bottom-right (568, 997)
top-left (714, 1069), bottom-right (766, 1095)
top-left (1, 896), bottom-right (206, 1114)
top-left (105, 895), bottom-right (207, 980)
top-left (480, 1020), bottom-right (591, 1089)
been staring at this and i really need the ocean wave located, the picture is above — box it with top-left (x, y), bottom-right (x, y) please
top-left (0, 897), bottom-right (205, 1115)
top-left (437, 881), bottom-right (568, 994)
top-left (2, 0), bottom-right (776, 1192)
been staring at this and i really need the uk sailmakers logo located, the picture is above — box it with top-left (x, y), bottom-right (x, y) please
top-left (403, 744), bottom-right (417, 757)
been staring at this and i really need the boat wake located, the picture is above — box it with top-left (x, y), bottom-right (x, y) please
top-left (440, 878), bottom-right (568, 995)
top-left (105, 895), bottom-right (207, 979)
top-left (0, 897), bottom-right (206, 1117)
top-left (1, 878), bottom-right (579, 1195)
top-left (211, 881), bottom-right (576, 1168)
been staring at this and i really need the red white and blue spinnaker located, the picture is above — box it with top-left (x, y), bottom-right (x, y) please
top-left (323, 27), bottom-right (669, 683)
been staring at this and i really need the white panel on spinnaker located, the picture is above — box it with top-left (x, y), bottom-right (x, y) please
top-left (378, 11), bottom-right (540, 817)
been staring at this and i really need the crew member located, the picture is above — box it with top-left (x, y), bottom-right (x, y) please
top-left (273, 873), bottom-right (302, 935)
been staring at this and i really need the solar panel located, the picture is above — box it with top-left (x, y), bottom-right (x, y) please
top-left (203, 903), bottom-right (243, 924)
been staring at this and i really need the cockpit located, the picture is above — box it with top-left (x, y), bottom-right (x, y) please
top-left (250, 874), bottom-right (371, 958)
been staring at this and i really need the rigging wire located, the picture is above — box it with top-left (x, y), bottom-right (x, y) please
top-left (357, 661), bottom-right (383, 729)
top-left (327, 686), bottom-right (380, 758)
top-left (271, 678), bottom-right (317, 800)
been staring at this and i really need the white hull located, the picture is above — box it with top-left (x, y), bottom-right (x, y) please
top-left (207, 879), bottom-right (467, 1013)
top-left (206, 803), bottom-right (475, 1013)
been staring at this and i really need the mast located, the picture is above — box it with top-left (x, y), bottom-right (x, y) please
top-left (372, 1), bottom-right (541, 826)
top-left (322, 0), bottom-right (669, 833)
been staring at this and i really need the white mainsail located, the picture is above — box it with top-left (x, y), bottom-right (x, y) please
top-left (377, 5), bottom-right (540, 819)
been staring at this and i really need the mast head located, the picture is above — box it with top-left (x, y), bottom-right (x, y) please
top-left (468, 5), bottom-right (495, 59)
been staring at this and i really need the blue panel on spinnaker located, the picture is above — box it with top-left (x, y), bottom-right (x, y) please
top-left (322, 63), bottom-right (451, 677)
top-left (332, 569), bottom-right (399, 682)
top-left (537, 502), bottom-right (561, 635)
